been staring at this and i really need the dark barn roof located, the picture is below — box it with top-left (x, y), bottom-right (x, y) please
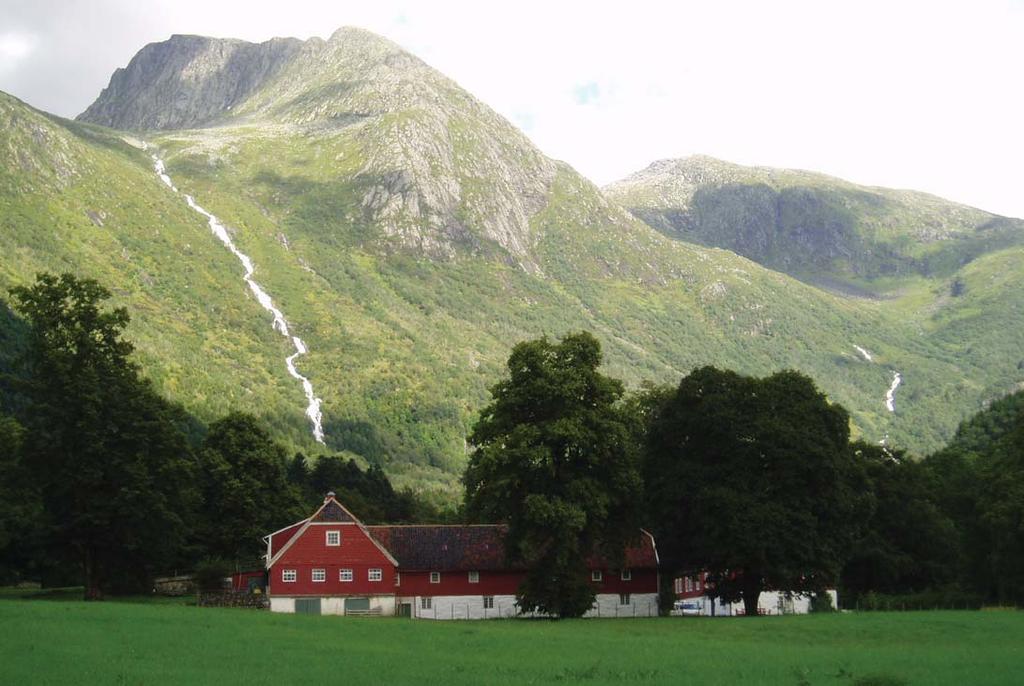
top-left (367, 525), bottom-right (512, 571)
top-left (366, 525), bottom-right (659, 572)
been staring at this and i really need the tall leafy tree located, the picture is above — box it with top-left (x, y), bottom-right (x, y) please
top-left (645, 366), bottom-right (867, 615)
top-left (11, 273), bottom-right (197, 598)
top-left (197, 412), bottom-right (305, 564)
top-left (0, 414), bottom-right (43, 583)
top-left (975, 412), bottom-right (1024, 604)
top-left (841, 442), bottom-right (958, 602)
top-left (463, 332), bottom-right (642, 618)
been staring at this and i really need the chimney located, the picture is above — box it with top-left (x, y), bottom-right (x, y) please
top-left (325, 491), bottom-right (335, 503)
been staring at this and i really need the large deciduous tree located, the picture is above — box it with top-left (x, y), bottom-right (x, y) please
top-left (11, 273), bottom-right (197, 598)
top-left (841, 442), bottom-right (958, 603)
top-left (197, 412), bottom-right (305, 563)
top-left (645, 366), bottom-right (867, 616)
top-left (463, 332), bottom-right (642, 618)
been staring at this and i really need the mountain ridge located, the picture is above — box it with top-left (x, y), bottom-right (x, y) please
top-left (605, 155), bottom-right (1024, 286)
top-left (4, 28), bottom-right (1024, 494)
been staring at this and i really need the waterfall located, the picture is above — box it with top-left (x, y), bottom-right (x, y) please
top-left (151, 152), bottom-right (325, 443)
top-left (885, 371), bottom-right (902, 413)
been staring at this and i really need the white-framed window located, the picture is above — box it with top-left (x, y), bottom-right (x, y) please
top-left (312, 568), bottom-right (326, 583)
top-left (619, 593), bottom-right (631, 605)
top-left (368, 568), bottom-right (382, 582)
top-left (674, 578), bottom-right (683, 594)
top-left (421, 596), bottom-right (432, 610)
top-left (340, 568), bottom-right (353, 582)
top-left (430, 572), bottom-right (441, 584)
top-left (621, 569), bottom-right (632, 581)
top-left (326, 530), bottom-right (341, 546)
top-left (282, 569), bottom-right (297, 583)
top-left (591, 570), bottom-right (602, 582)
top-left (468, 570), bottom-right (479, 584)
top-left (483, 596), bottom-right (494, 609)
top-left (395, 572), bottom-right (401, 587)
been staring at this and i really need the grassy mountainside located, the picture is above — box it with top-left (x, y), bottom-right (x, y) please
top-left (605, 156), bottom-right (1024, 287)
top-left (3, 28), bottom-right (1022, 494)
top-left (0, 91), bottom-right (318, 442)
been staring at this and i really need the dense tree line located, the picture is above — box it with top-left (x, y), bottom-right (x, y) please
top-left (466, 332), bottom-right (1024, 616)
top-left (0, 273), bottom-right (442, 597)
top-left (2, 274), bottom-right (1021, 611)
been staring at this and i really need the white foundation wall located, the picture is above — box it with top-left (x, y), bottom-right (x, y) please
top-left (269, 596), bottom-right (397, 615)
top-left (407, 593), bottom-right (659, 620)
top-left (685, 590), bottom-right (839, 616)
top-left (583, 593), bottom-right (659, 618)
top-left (408, 595), bottom-right (519, 620)
top-left (270, 596), bottom-right (295, 613)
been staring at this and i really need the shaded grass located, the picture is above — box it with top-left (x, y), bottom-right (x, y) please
top-left (0, 600), bottom-right (1021, 685)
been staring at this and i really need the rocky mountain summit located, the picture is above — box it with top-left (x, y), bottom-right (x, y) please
top-left (79, 28), bottom-right (556, 269)
top-left (78, 34), bottom-right (304, 130)
top-left (607, 156), bottom-right (1024, 284)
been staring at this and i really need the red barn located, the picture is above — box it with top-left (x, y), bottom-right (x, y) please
top-left (265, 493), bottom-right (660, 618)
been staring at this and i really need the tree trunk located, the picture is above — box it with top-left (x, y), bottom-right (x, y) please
top-left (741, 573), bottom-right (761, 617)
top-left (83, 547), bottom-right (103, 601)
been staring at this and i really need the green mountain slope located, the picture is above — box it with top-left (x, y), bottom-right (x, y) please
top-left (3, 28), bottom-right (1021, 495)
top-left (605, 156), bottom-right (1024, 289)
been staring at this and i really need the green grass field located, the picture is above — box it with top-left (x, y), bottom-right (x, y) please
top-left (0, 597), bottom-right (1020, 685)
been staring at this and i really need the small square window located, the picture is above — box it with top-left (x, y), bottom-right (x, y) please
top-left (430, 572), bottom-right (441, 584)
top-left (620, 569), bottom-right (632, 581)
top-left (369, 568), bottom-right (382, 582)
top-left (421, 597), bottom-right (432, 610)
top-left (282, 569), bottom-right (297, 583)
top-left (619, 593), bottom-right (631, 605)
top-left (483, 596), bottom-right (494, 609)
top-left (312, 568), bottom-right (326, 583)
top-left (591, 570), bottom-right (602, 582)
top-left (468, 571), bottom-right (479, 583)
top-left (340, 568), bottom-right (353, 582)
top-left (326, 530), bottom-right (341, 546)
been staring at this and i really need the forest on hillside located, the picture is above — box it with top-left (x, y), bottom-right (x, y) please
top-left (1, 273), bottom-right (1022, 611)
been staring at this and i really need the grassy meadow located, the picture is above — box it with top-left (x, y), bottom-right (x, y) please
top-left (1, 595), bottom-right (1021, 685)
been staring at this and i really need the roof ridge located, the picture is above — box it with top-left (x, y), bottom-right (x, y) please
top-left (366, 528), bottom-right (505, 532)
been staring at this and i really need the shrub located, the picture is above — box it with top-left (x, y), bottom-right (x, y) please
top-left (193, 558), bottom-right (232, 592)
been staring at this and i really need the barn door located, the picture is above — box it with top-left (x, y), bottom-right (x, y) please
top-left (398, 603), bottom-right (412, 618)
top-left (295, 598), bottom-right (321, 615)
top-left (345, 597), bottom-right (370, 614)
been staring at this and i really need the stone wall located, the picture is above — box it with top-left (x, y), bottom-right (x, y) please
top-left (198, 591), bottom-right (269, 609)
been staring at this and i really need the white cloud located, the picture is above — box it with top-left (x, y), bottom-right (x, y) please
top-left (0, 0), bottom-right (1022, 217)
top-left (0, 31), bottom-right (36, 72)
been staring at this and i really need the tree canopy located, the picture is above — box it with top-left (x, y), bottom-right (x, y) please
top-left (463, 332), bottom-right (642, 618)
top-left (644, 366), bottom-right (867, 615)
top-left (11, 273), bottom-right (197, 598)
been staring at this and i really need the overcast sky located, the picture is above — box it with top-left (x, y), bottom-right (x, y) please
top-left (2, 0), bottom-right (1022, 217)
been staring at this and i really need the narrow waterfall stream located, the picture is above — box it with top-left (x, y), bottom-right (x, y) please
top-left (151, 152), bottom-right (326, 443)
top-left (854, 345), bottom-right (901, 413)
top-left (884, 371), bottom-right (902, 413)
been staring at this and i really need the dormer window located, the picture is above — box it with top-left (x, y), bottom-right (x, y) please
top-left (326, 530), bottom-right (341, 546)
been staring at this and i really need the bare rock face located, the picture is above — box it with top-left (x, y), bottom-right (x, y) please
top-left (77, 34), bottom-right (303, 130)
